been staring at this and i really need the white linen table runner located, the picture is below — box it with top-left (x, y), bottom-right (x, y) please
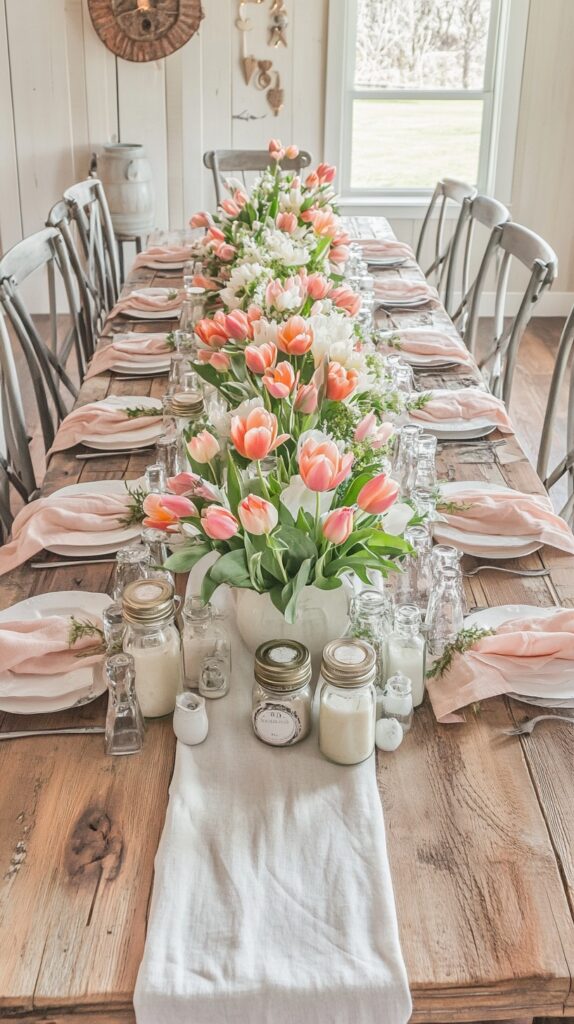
top-left (134, 596), bottom-right (411, 1024)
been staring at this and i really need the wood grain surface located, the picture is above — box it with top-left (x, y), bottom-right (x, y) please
top-left (1, 221), bottom-right (573, 1022)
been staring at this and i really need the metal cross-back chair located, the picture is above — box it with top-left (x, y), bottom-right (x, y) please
top-left (537, 304), bottom-right (574, 524)
top-left (63, 178), bottom-right (121, 322)
top-left (0, 310), bottom-right (37, 532)
top-left (444, 193), bottom-right (511, 335)
top-left (0, 227), bottom-right (82, 457)
top-left (203, 149), bottom-right (313, 206)
top-left (47, 199), bottom-right (98, 361)
top-left (415, 178), bottom-right (477, 296)
top-left (465, 222), bottom-right (558, 405)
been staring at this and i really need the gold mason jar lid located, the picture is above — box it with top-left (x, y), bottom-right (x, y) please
top-left (169, 391), bottom-right (205, 417)
top-left (254, 639), bottom-right (312, 691)
top-left (320, 638), bottom-right (376, 687)
top-left (122, 579), bottom-right (176, 625)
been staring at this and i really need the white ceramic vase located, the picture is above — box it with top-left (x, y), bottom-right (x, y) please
top-left (96, 143), bottom-right (155, 235)
top-left (235, 583), bottom-right (352, 665)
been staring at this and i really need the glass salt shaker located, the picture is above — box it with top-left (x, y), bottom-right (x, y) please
top-left (318, 638), bottom-right (377, 766)
top-left (103, 602), bottom-right (125, 655)
top-left (112, 544), bottom-right (150, 600)
top-left (181, 597), bottom-right (230, 696)
top-left (144, 463), bottom-right (167, 494)
top-left (105, 653), bottom-right (145, 756)
top-left (381, 672), bottom-right (414, 733)
top-left (425, 565), bottom-right (465, 658)
top-left (386, 605), bottom-right (426, 708)
top-left (122, 579), bottom-right (182, 718)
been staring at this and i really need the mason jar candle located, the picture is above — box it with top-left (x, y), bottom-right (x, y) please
top-left (252, 640), bottom-right (312, 747)
top-left (122, 579), bottom-right (182, 718)
top-left (318, 638), bottom-right (377, 766)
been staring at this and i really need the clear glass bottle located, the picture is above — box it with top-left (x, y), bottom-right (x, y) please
top-left (430, 543), bottom-right (461, 574)
top-left (412, 486), bottom-right (437, 528)
top-left (393, 423), bottom-right (422, 498)
top-left (105, 653), bottom-right (145, 755)
top-left (318, 638), bottom-right (377, 765)
top-left (394, 525), bottom-right (432, 613)
top-left (155, 434), bottom-right (179, 478)
top-left (144, 463), bottom-right (167, 494)
top-left (413, 434), bottom-right (438, 490)
top-left (103, 601), bottom-right (125, 655)
top-left (346, 588), bottom-right (393, 706)
top-left (381, 672), bottom-right (413, 733)
top-left (181, 597), bottom-right (230, 696)
top-left (425, 565), bottom-right (465, 658)
top-left (252, 640), bottom-right (312, 746)
top-left (386, 605), bottom-right (426, 708)
top-left (122, 578), bottom-right (182, 718)
top-left (112, 544), bottom-right (150, 600)
top-left (167, 390), bottom-right (208, 473)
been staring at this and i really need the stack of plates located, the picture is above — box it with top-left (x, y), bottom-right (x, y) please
top-left (84, 396), bottom-right (164, 451)
top-left (44, 479), bottom-right (143, 557)
top-left (118, 288), bottom-right (182, 320)
top-left (434, 481), bottom-right (542, 559)
top-left (108, 335), bottom-right (171, 376)
top-left (367, 256), bottom-right (409, 269)
top-left (0, 591), bottom-right (112, 714)
top-left (408, 413), bottom-right (496, 441)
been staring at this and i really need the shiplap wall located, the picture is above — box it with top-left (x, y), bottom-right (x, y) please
top-left (0, 0), bottom-right (572, 309)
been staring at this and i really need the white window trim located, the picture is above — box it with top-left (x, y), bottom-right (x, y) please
top-left (324, 0), bottom-right (531, 217)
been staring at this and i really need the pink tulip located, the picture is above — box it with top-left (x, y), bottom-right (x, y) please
top-left (230, 407), bottom-right (289, 461)
top-left (354, 414), bottom-right (394, 449)
top-left (195, 312), bottom-right (229, 349)
top-left (197, 349), bottom-right (231, 372)
top-left (285, 144), bottom-right (299, 159)
top-left (326, 361), bottom-right (359, 401)
top-left (190, 212), bottom-right (210, 229)
top-left (202, 505), bottom-right (239, 541)
top-left (307, 209), bottom-right (339, 238)
top-left (293, 381), bottom-right (319, 414)
top-left (225, 309), bottom-right (252, 340)
top-left (238, 495), bottom-right (278, 536)
top-left (245, 342), bottom-right (277, 375)
top-left (316, 162), bottom-right (336, 184)
top-left (142, 493), bottom-right (197, 530)
top-left (354, 412), bottom-right (377, 442)
top-left (262, 361), bottom-right (296, 399)
top-left (329, 245), bottom-right (349, 265)
top-left (167, 471), bottom-right (200, 495)
top-left (216, 242), bottom-right (237, 261)
top-left (268, 138), bottom-right (285, 161)
top-left (322, 506), bottom-right (354, 545)
top-left (220, 198), bottom-right (241, 217)
top-left (233, 188), bottom-right (248, 208)
top-left (206, 226), bottom-right (225, 243)
top-left (357, 474), bottom-right (399, 515)
top-left (306, 273), bottom-right (331, 300)
top-left (277, 315), bottom-right (314, 356)
top-left (298, 437), bottom-right (354, 492)
top-left (247, 304), bottom-right (263, 322)
top-left (192, 274), bottom-right (219, 291)
top-left (276, 211), bottom-right (298, 234)
top-left (329, 286), bottom-right (362, 317)
top-left (187, 430), bottom-right (220, 464)
top-left (305, 171), bottom-right (319, 188)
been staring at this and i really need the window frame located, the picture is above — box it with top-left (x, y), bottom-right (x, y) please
top-left (324, 0), bottom-right (530, 213)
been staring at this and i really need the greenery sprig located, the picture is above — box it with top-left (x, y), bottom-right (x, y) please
top-left (121, 482), bottom-right (148, 527)
top-left (426, 626), bottom-right (495, 679)
top-left (68, 617), bottom-right (106, 658)
top-left (124, 405), bottom-right (163, 419)
top-left (407, 392), bottom-right (432, 411)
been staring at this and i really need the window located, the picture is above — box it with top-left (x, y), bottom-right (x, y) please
top-left (325, 0), bottom-right (529, 205)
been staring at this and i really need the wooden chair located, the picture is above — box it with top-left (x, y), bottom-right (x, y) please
top-left (537, 304), bottom-right (574, 523)
top-left (465, 222), bottom-right (558, 404)
top-left (63, 178), bottom-right (121, 319)
top-left (0, 310), bottom-right (37, 532)
top-left (415, 178), bottom-right (477, 296)
top-left (47, 199), bottom-right (98, 361)
top-left (203, 149), bottom-right (312, 205)
top-left (0, 227), bottom-right (81, 458)
top-left (444, 193), bottom-right (511, 334)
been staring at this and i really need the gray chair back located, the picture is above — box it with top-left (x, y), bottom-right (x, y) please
top-left (203, 149), bottom-right (312, 205)
top-left (0, 310), bottom-right (37, 531)
top-left (63, 178), bottom-right (120, 318)
top-left (465, 222), bottom-right (558, 404)
top-left (47, 199), bottom-right (98, 360)
top-left (444, 193), bottom-right (510, 333)
top-left (537, 304), bottom-right (574, 524)
top-left (415, 178), bottom-right (477, 294)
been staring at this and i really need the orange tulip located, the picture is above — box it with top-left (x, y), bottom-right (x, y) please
top-left (230, 407), bottom-right (289, 461)
top-left (298, 437), bottom-right (354, 492)
top-left (357, 474), bottom-right (399, 515)
top-left (277, 315), bottom-right (313, 356)
top-left (326, 361), bottom-right (359, 401)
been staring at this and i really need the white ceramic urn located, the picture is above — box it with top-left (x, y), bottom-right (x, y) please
top-left (96, 144), bottom-right (155, 235)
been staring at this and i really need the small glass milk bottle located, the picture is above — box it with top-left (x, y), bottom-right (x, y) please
top-left (386, 605), bottom-right (426, 708)
top-left (122, 579), bottom-right (182, 718)
top-left (381, 672), bottom-right (414, 733)
top-left (346, 588), bottom-right (393, 711)
top-left (181, 598), bottom-right (230, 698)
top-left (318, 638), bottom-right (377, 766)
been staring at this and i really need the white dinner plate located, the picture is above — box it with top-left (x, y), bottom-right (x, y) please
top-left (407, 414), bottom-right (496, 441)
top-left (118, 287), bottom-right (182, 320)
top-left (434, 481), bottom-right (542, 559)
top-left (84, 395), bottom-right (164, 451)
top-left (464, 604), bottom-right (574, 708)
top-left (43, 479), bottom-right (143, 556)
top-left (0, 591), bottom-right (111, 714)
top-left (398, 353), bottom-right (462, 369)
top-left (142, 260), bottom-right (186, 271)
top-left (367, 256), bottom-right (409, 269)
top-left (110, 358), bottom-right (171, 375)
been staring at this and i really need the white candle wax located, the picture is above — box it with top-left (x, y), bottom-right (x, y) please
top-left (319, 690), bottom-right (375, 765)
top-left (131, 629), bottom-right (182, 717)
top-left (387, 642), bottom-right (425, 707)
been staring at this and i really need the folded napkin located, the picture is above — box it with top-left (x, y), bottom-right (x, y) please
top-left (0, 492), bottom-right (132, 576)
top-left (428, 608), bottom-right (574, 722)
top-left (133, 246), bottom-right (192, 270)
top-left (434, 486), bottom-right (574, 554)
top-left (357, 238), bottom-right (414, 260)
top-left (134, 590), bottom-right (412, 1024)
top-left (410, 388), bottom-right (514, 433)
top-left (0, 615), bottom-right (104, 678)
top-left (49, 401), bottom-right (163, 452)
top-left (86, 333), bottom-right (171, 378)
top-left (375, 279), bottom-right (438, 304)
top-left (109, 288), bottom-right (184, 319)
top-left (378, 327), bottom-right (473, 365)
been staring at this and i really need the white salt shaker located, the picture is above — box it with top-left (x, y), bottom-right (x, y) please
top-left (173, 692), bottom-right (209, 745)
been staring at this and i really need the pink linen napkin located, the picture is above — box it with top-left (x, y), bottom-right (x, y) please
top-left (0, 616), bottom-right (105, 676)
top-left (427, 608), bottom-right (574, 722)
top-left (0, 492), bottom-right (132, 576)
top-left (377, 327), bottom-right (473, 365)
top-left (410, 388), bottom-right (514, 433)
top-left (109, 288), bottom-right (184, 319)
top-left (86, 332), bottom-right (171, 377)
top-left (133, 246), bottom-right (192, 270)
top-left (434, 486), bottom-right (574, 554)
top-left (49, 401), bottom-right (163, 452)
top-left (356, 238), bottom-right (414, 260)
top-left (374, 278), bottom-right (439, 304)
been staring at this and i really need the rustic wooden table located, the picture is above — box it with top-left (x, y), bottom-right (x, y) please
top-left (1, 219), bottom-right (573, 1024)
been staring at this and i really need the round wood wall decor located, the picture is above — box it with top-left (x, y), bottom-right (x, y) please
top-left (87, 0), bottom-right (204, 62)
